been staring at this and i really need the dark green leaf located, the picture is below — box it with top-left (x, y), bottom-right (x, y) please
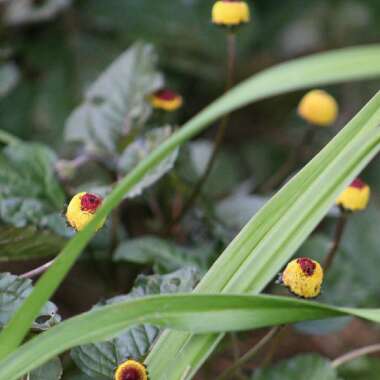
top-left (30, 357), bottom-right (62, 380)
top-left (0, 226), bottom-right (65, 261)
top-left (0, 273), bottom-right (60, 331)
top-left (113, 236), bottom-right (213, 273)
top-left (3, 0), bottom-right (71, 26)
top-left (0, 64), bottom-right (19, 98)
top-left (65, 42), bottom-right (163, 155)
top-left (0, 142), bottom-right (65, 228)
top-left (177, 141), bottom-right (243, 198)
top-left (338, 357), bottom-right (380, 380)
top-left (71, 268), bottom-right (199, 379)
top-left (118, 127), bottom-right (178, 198)
top-left (252, 354), bottom-right (339, 380)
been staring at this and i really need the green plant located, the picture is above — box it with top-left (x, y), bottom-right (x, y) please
top-left (2, 3), bottom-right (380, 379)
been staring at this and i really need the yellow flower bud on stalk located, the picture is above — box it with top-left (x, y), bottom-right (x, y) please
top-left (282, 257), bottom-right (324, 299)
top-left (212, 0), bottom-right (250, 27)
top-left (297, 89), bottom-right (338, 127)
top-left (150, 89), bottom-right (183, 112)
top-left (114, 359), bottom-right (148, 380)
top-left (336, 178), bottom-right (370, 211)
top-left (65, 192), bottom-right (105, 232)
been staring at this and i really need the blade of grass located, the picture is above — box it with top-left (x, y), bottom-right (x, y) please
top-left (1, 293), bottom-right (380, 380)
top-left (1, 45), bottom-right (380, 360)
top-left (145, 95), bottom-right (380, 379)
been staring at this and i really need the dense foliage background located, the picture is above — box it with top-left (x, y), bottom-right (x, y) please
top-left (2, 1), bottom-right (380, 379)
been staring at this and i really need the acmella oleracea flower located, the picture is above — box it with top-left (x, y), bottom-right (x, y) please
top-left (297, 89), bottom-right (338, 127)
top-left (65, 192), bottom-right (104, 232)
top-left (150, 88), bottom-right (183, 111)
top-left (336, 178), bottom-right (370, 211)
top-left (282, 257), bottom-right (324, 299)
top-left (212, 0), bottom-right (250, 27)
top-left (114, 359), bottom-right (148, 380)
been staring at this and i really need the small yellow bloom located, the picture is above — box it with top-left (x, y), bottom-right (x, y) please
top-left (282, 257), bottom-right (323, 299)
top-left (150, 89), bottom-right (182, 111)
top-left (212, 0), bottom-right (250, 27)
top-left (65, 192), bottom-right (104, 232)
top-left (336, 178), bottom-right (370, 211)
top-left (297, 89), bottom-right (338, 127)
top-left (114, 359), bottom-right (148, 380)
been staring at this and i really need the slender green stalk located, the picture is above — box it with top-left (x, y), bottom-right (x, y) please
top-left (172, 32), bottom-right (237, 225)
top-left (259, 126), bottom-right (316, 192)
top-left (323, 209), bottom-right (348, 270)
top-left (217, 327), bottom-right (281, 380)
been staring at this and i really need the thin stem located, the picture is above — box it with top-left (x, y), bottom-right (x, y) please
top-left (323, 210), bottom-right (348, 271)
top-left (20, 259), bottom-right (55, 279)
top-left (217, 327), bottom-right (281, 380)
top-left (332, 343), bottom-right (380, 368)
top-left (259, 126), bottom-right (316, 193)
top-left (171, 32), bottom-right (236, 226)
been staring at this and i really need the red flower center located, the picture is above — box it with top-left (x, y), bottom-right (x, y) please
top-left (297, 257), bottom-right (316, 276)
top-left (80, 193), bottom-right (102, 213)
top-left (154, 89), bottom-right (178, 101)
top-left (119, 368), bottom-right (141, 380)
top-left (350, 178), bottom-right (366, 189)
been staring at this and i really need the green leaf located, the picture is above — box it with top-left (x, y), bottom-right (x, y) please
top-left (337, 357), bottom-right (380, 380)
top-left (4, 293), bottom-right (380, 380)
top-left (251, 354), bottom-right (339, 380)
top-left (3, 45), bottom-right (380, 368)
top-left (71, 268), bottom-right (199, 379)
top-left (118, 127), bottom-right (179, 198)
top-left (3, 0), bottom-right (71, 26)
top-left (113, 236), bottom-right (211, 273)
top-left (30, 357), bottom-right (62, 380)
top-left (65, 42), bottom-right (163, 155)
top-left (146, 90), bottom-right (380, 379)
top-left (216, 191), bottom-right (269, 230)
top-left (0, 226), bottom-right (65, 261)
top-left (0, 64), bottom-right (19, 98)
top-left (0, 142), bottom-right (65, 228)
top-left (0, 273), bottom-right (60, 331)
top-left (177, 141), bottom-right (243, 198)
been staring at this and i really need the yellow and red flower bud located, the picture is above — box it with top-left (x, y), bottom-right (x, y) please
top-left (150, 89), bottom-right (182, 111)
top-left (282, 257), bottom-right (324, 299)
top-left (336, 178), bottom-right (370, 211)
top-left (297, 89), bottom-right (338, 127)
top-left (114, 359), bottom-right (148, 380)
top-left (65, 192), bottom-right (105, 232)
top-left (212, 0), bottom-right (250, 27)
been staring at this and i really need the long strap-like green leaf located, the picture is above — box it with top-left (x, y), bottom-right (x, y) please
top-left (0, 45), bottom-right (380, 362)
top-left (145, 91), bottom-right (380, 377)
top-left (0, 293), bottom-right (379, 380)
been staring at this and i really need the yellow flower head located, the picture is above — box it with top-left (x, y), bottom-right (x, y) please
top-left (282, 257), bottom-right (323, 299)
top-left (114, 359), bottom-right (148, 380)
top-left (297, 89), bottom-right (338, 127)
top-left (212, 0), bottom-right (250, 27)
top-left (150, 89), bottom-right (183, 112)
top-left (65, 192), bottom-right (104, 232)
top-left (336, 178), bottom-right (370, 211)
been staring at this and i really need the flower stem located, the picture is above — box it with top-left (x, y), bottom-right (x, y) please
top-left (216, 327), bottom-right (281, 380)
top-left (171, 32), bottom-right (237, 226)
top-left (20, 259), bottom-right (55, 279)
top-left (259, 126), bottom-right (316, 193)
top-left (323, 209), bottom-right (348, 271)
top-left (332, 343), bottom-right (380, 368)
